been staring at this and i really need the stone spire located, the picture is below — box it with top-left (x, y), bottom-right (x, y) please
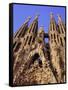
top-left (20, 15), bottom-right (39, 48)
top-left (14, 16), bottom-right (31, 38)
top-left (48, 13), bottom-right (66, 83)
top-left (49, 12), bottom-right (57, 32)
top-left (27, 15), bottom-right (39, 34)
top-left (34, 14), bottom-right (40, 20)
top-left (50, 12), bottom-right (56, 23)
top-left (23, 16), bottom-right (31, 24)
top-left (57, 14), bottom-right (63, 23)
top-left (49, 13), bottom-right (57, 45)
top-left (50, 12), bottom-right (54, 19)
top-left (57, 14), bottom-right (65, 35)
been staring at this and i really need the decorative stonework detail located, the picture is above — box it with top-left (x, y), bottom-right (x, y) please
top-left (13, 14), bottom-right (66, 86)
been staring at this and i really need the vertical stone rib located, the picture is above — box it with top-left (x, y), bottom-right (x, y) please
top-left (14, 16), bottom-right (31, 38)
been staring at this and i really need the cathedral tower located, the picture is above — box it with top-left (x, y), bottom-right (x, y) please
top-left (13, 13), bottom-right (66, 86)
top-left (48, 13), bottom-right (66, 83)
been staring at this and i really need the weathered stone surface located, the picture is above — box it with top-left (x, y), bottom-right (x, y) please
top-left (13, 15), bottom-right (66, 86)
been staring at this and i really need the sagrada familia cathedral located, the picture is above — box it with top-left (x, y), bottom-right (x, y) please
top-left (13, 13), bottom-right (66, 86)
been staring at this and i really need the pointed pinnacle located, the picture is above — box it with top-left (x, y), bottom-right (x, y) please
top-left (57, 14), bottom-right (62, 22)
top-left (50, 12), bottom-right (54, 19)
top-left (34, 14), bottom-right (40, 20)
top-left (24, 16), bottom-right (31, 24)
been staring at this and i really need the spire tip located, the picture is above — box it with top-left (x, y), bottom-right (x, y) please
top-left (57, 14), bottom-right (62, 22)
top-left (50, 12), bottom-right (54, 19)
top-left (35, 14), bottom-right (40, 20)
top-left (24, 16), bottom-right (31, 24)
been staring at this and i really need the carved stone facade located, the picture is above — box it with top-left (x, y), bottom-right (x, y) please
top-left (13, 14), bottom-right (66, 86)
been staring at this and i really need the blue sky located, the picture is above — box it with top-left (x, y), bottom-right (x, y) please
top-left (13, 4), bottom-right (66, 38)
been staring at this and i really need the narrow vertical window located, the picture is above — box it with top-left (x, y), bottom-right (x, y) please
top-left (60, 37), bottom-right (63, 46)
top-left (58, 25), bottom-right (60, 34)
top-left (54, 33), bottom-right (57, 44)
top-left (28, 36), bottom-right (32, 45)
top-left (57, 35), bottom-right (59, 42)
top-left (51, 34), bottom-right (53, 39)
top-left (51, 34), bottom-right (53, 43)
top-left (24, 36), bottom-right (28, 45)
top-left (54, 33), bottom-right (56, 39)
